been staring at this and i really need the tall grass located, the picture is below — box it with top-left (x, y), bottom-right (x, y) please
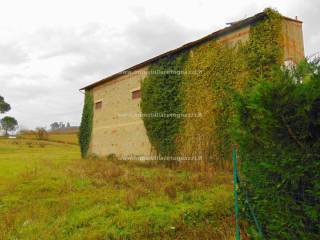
top-left (0, 139), bottom-right (236, 239)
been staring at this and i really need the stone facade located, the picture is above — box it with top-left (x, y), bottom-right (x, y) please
top-left (86, 16), bottom-right (304, 157)
top-left (89, 66), bottom-right (151, 156)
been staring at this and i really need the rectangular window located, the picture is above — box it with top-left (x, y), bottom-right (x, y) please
top-left (132, 89), bottom-right (141, 99)
top-left (95, 101), bottom-right (102, 110)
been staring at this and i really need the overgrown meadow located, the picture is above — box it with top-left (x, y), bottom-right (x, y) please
top-left (0, 139), bottom-right (236, 240)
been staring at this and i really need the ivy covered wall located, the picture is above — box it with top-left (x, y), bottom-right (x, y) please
top-left (177, 42), bottom-right (246, 166)
top-left (141, 8), bottom-right (283, 163)
top-left (244, 8), bottom-right (283, 84)
top-left (140, 53), bottom-right (187, 155)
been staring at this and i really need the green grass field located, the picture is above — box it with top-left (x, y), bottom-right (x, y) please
top-left (0, 139), bottom-right (235, 240)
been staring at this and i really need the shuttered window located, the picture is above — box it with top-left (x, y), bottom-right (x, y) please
top-left (132, 89), bottom-right (141, 99)
top-left (95, 101), bottom-right (102, 110)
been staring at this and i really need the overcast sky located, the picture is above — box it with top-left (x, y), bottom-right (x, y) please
top-left (0, 0), bottom-right (319, 129)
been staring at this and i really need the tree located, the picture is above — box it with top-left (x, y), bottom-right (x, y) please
top-left (1, 116), bottom-right (18, 136)
top-left (79, 92), bottom-right (93, 158)
top-left (50, 121), bottom-right (71, 131)
top-left (35, 127), bottom-right (48, 140)
top-left (59, 122), bottom-right (65, 129)
top-left (50, 122), bottom-right (60, 131)
top-left (0, 96), bottom-right (11, 114)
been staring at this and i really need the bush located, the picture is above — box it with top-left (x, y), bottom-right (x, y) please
top-left (234, 59), bottom-right (320, 239)
top-left (35, 128), bottom-right (48, 140)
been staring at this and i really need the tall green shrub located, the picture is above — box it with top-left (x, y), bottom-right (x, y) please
top-left (233, 60), bottom-right (320, 239)
top-left (79, 91), bottom-right (94, 158)
top-left (140, 53), bottom-right (187, 155)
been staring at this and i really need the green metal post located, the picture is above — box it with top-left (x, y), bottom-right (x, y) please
top-left (233, 145), bottom-right (241, 240)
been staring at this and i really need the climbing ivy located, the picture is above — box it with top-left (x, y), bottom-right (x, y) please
top-left (177, 42), bottom-right (247, 166)
top-left (79, 91), bottom-right (94, 158)
top-left (140, 53), bottom-right (187, 155)
top-left (141, 8), bottom-right (283, 162)
top-left (244, 8), bottom-right (283, 85)
top-left (178, 8), bottom-right (283, 165)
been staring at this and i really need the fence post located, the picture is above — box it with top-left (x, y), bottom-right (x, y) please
top-left (233, 145), bottom-right (241, 240)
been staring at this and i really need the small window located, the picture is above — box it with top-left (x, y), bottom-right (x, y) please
top-left (95, 101), bottom-right (102, 110)
top-left (132, 89), bottom-right (141, 99)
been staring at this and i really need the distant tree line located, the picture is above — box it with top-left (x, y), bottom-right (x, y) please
top-left (50, 121), bottom-right (72, 131)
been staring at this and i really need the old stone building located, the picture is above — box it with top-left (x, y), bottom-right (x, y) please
top-left (80, 11), bottom-right (304, 157)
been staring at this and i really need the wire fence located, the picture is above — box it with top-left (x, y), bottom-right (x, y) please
top-left (232, 145), bottom-right (264, 240)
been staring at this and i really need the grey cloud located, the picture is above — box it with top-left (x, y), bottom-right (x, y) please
top-left (25, 10), bottom-right (208, 86)
top-left (59, 14), bottom-right (200, 84)
top-left (36, 23), bottom-right (113, 60)
top-left (28, 25), bottom-right (120, 82)
top-left (285, 1), bottom-right (320, 56)
top-left (0, 43), bottom-right (29, 65)
top-left (0, 73), bottom-right (47, 81)
top-left (124, 13), bottom-right (209, 64)
top-left (126, 15), bottom-right (196, 53)
top-left (61, 59), bottom-right (114, 82)
top-left (1, 72), bottom-right (83, 129)
top-left (0, 74), bottom-right (53, 100)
